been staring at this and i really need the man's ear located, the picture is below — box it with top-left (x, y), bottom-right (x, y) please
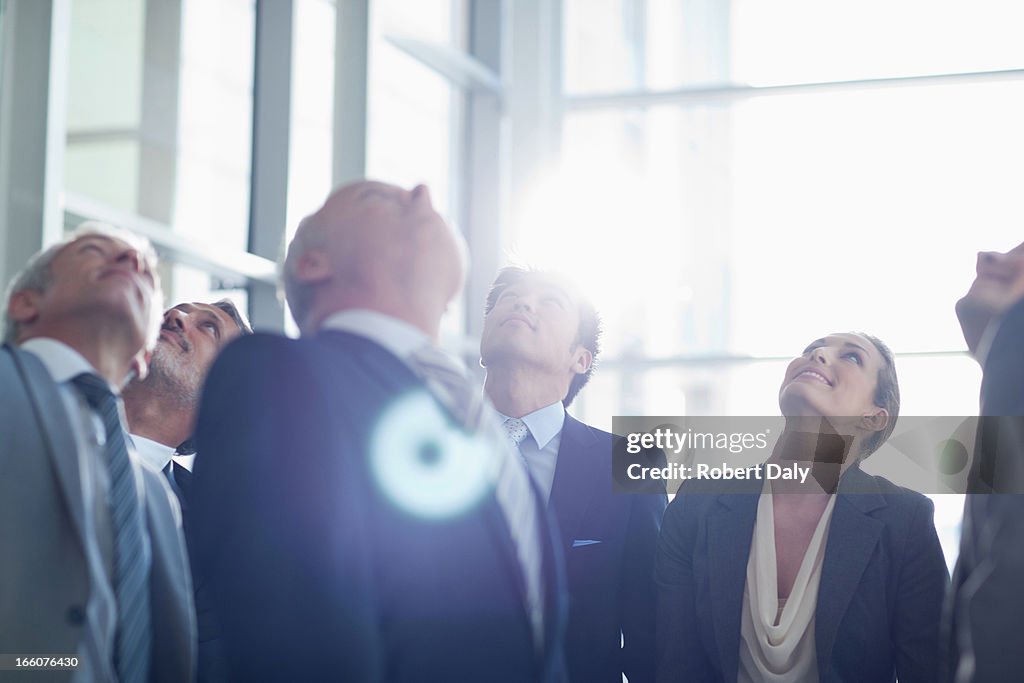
top-left (293, 248), bottom-right (331, 284)
top-left (861, 407), bottom-right (889, 434)
top-left (571, 347), bottom-right (593, 376)
top-left (128, 348), bottom-right (152, 385)
top-left (7, 289), bottom-right (42, 336)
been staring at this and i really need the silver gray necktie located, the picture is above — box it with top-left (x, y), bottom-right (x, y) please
top-left (407, 346), bottom-right (546, 647)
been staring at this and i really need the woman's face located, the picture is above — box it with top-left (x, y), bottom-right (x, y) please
top-left (778, 333), bottom-right (888, 427)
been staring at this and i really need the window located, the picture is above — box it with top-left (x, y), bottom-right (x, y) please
top-left (64, 0), bottom-right (257, 306)
top-left (366, 0), bottom-right (470, 339)
top-left (547, 0), bottom-right (1024, 568)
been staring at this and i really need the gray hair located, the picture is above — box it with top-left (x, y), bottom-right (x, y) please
top-left (211, 298), bottom-right (254, 336)
top-left (2, 221), bottom-right (164, 347)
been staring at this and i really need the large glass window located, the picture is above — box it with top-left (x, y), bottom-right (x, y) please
top-left (551, 0), bottom-right (1024, 568)
top-left (64, 0), bottom-right (256, 306)
top-left (0, 0), bottom-right (7, 94)
top-left (285, 0), bottom-right (335, 240)
top-left (367, 0), bottom-right (469, 339)
top-left (565, 0), bottom-right (1024, 93)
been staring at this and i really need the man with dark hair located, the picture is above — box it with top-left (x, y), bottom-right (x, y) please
top-left (480, 265), bottom-right (665, 683)
top-left (122, 298), bottom-right (250, 683)
top-left (190, 182), bottom-right (567, 681)
top-left (124, 299), bottom-right (252, 501)
top-left (0, 223), bottom-right (195, 682)
top-left (944, 240), bottom-right (1024, 683)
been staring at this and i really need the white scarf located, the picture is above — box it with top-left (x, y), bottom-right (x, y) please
top-left (738, 485), bottom-right (836, 683)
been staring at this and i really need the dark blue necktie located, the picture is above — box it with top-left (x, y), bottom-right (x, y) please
top-left (72, 372), bottom-right (152, 683)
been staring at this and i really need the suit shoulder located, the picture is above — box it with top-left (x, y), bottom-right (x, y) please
top-left (0, 344), bottom-right (45, 381)
top-left (570, 416), bottom-right (614, 444)
top-left (866, 472), bottom-right (932, 502)
top-left (852, 472), bottom-right (935, 530)
top-left (217, 331), bottom-right (303, 361)
top-left (663, 479), bottom-right (723, 519)
top-left (207, 332), bottom-right (324, 386)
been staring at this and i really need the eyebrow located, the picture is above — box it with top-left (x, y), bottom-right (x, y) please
top-left (803, 338), bottom-right (826, 352)
top-left (820, 337), bottom-right (871, 354)
top-left (76, 236), bottom-right (114, 249)
top-left (502, 281), bottom-right (572, 299)
top-left (841, 341), bottom-right (869, 354)
top-left (76, 235), bottom-right (154, 272)
top-left (172, 304), bottom-right (225, 327)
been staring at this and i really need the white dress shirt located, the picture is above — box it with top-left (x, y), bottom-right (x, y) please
top-left (132, 434), bottom-right (195, 474)
top-left (499, 401), bottom-right (566, 503)
top-left (21, 338), bottom-right (120, 683)
top-left (321, 309), bottom-right (436, 367)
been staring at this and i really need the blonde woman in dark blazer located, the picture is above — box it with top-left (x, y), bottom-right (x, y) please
top-left (656, 332), bottom-right (948, 683)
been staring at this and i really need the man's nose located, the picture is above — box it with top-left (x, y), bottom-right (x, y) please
top-left (410, 184), bottom-right (432, 209)
top-left (164, 308), bottom-right (187, 331)
top-left (512, 294), bottom-right (536, 312)
top-left (115, 247), bottom-right (144, 273)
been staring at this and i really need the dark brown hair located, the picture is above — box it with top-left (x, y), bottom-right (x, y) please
top-left (484, 266), bottom-right (601, 407)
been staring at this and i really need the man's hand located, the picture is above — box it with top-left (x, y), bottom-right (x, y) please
top-left (956, 241), bottom-right (1024, 357)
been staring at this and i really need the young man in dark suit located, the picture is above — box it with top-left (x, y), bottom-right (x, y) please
top-left (0, 224), bottom-right (195, 682)
top-left (945, 240), bottom-right (1024, 683)
top-left (190, 182), bottom-right (567, 682)
top-left (480, 266), bottom-right (666, 683)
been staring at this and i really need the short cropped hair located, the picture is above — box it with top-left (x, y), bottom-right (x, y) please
top-left (2, 222), bottom-right (163, 346)
top-left (860, 332), bottom-right (900, 457)
top-left (211, 299), bottom-right (254, 336)
top-left (484, 266), bottom-right (601, 407)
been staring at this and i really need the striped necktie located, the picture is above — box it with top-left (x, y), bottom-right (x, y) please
top-left (72, 373), bottom-right (152, 683)
top-left (407, 346), bottom-right (546, 648)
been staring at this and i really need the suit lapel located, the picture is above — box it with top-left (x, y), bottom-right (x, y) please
top-left (10, 346), bottom-right (89, 550)
top-left (318, 331), bottom-right (535, 627)
top-left (706, 485), bottom-right (760, 683)
top-left (548, 415), bottom-right (601, 549)
top-left (814, 467), bottom-right (885, 672)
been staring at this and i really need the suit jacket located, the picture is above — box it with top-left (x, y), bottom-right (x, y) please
top-left (190, 330), bottom-right (567, 682)
top-left (551, 416), bottom-right (665, 683)
top-left (162, 459), bottom-right (227, 683)
top-left (656, 466), bottom-right (948, 683)
top-left (945, 298), bottom-right (1024, 682)
top-left (0, 344), bottom-right (196, 683)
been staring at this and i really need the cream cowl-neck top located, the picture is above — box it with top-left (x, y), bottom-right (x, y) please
top-left (738, 483), bottom-right (837, 683)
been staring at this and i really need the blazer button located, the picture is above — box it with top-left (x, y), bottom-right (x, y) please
top-left (66, 606), bottom-right (85, 625)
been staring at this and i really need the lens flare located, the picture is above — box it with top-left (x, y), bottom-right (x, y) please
top-left (369, 389), bottom-right (494, 520)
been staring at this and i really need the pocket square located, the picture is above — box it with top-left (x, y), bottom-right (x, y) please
top-left (572, 539), bottom-right (602, 548)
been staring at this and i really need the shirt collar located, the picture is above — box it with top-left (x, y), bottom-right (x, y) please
top-left (19, 337), bottom-right (115, 391)
top-left (501, 400), bottom-right (566, 450)
top-left (131, 434), bottom-right (176, 472)
top-left (320, 309), bottom-right (432, 363)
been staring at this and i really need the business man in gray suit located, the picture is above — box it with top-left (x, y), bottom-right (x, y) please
top-left (0, 223), bottom-right (195, 682)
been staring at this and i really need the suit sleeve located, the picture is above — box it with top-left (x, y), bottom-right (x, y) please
top-left (654, 492), bottom-right (715, 683)
top-left (892, 495), bottom-right (949, 683)
top-left (619, 488), bottom-right (667, 683)
top-left (980, 297), bottom-right (1024, 415)
top-left (190, 336), bottom-right (383, 681)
